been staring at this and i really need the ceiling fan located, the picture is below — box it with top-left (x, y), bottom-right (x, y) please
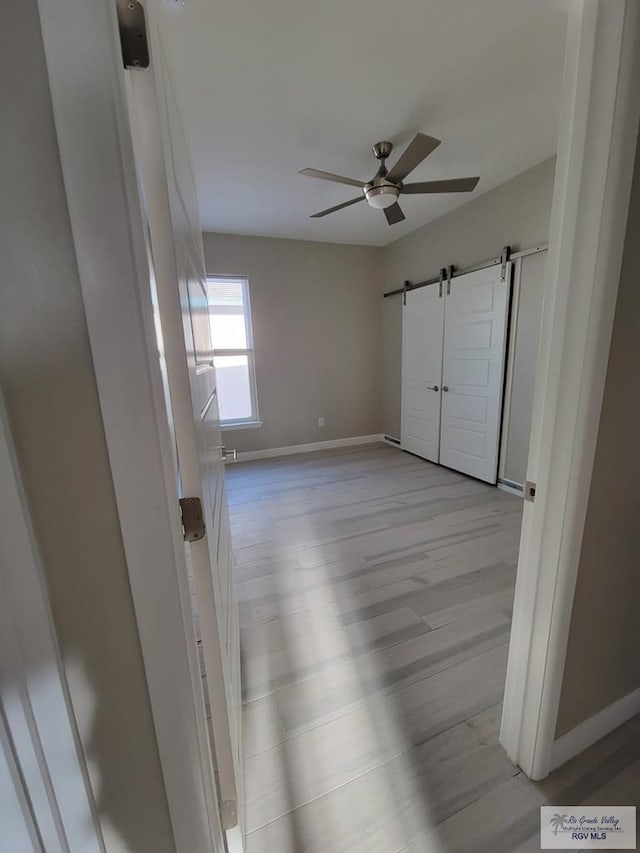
top-left (299, 133), bottom-right (480, 225)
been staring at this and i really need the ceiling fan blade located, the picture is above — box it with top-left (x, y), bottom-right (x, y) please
top-left (384, 202), bottom-right (406, 225)
top-left (310, 196), bottom-right (365, 218)
top-left (402, 177), bottom-right (480, 194)
top-left (299, 168), bottom-right (365, 189)
top-left (386, 133), bottom-right (441, 183)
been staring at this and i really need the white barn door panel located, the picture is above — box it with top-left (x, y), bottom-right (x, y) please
top-left (440, 265), bottom-right (510, 483)
top-left (401, 285), bottom-right (445, 463)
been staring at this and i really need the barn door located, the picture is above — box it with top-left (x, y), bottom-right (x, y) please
top-left (439, 264), bottom-right (511, 483)
top-left (401, 284), bottom-right (445, 462)
top-left (125, 28), bottom-right (244, 843)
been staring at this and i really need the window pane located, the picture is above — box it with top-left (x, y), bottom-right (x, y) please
top-left (214, 354), bottom-right (253, 421)
top-left (210, 312), bottom-right (247, 349)
top-left (208, 279), bottom-right (248, 349)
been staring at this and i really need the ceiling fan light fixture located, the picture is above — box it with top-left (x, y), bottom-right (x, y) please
top-left (302, 133), bottom-right (478, 224)
top-left (364, 183), bottom-right (399, 210)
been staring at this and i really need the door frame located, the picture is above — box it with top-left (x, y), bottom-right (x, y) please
top-left (500, 0), bottom-right (640, 779)
top-left (36, 0), bottom-right (225, 849)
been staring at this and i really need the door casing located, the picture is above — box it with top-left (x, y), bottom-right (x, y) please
top-left (500, 0), bottom-right (640, 779)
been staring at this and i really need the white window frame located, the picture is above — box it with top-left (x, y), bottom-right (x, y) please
top-left (207, 275), bottom-right (261, 429)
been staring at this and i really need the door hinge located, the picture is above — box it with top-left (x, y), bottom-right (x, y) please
top-left (524, 480), bottom-right (537, 503)
top-left (500, 245), bottom-right (512, 282)
top-left (220, 799), bottom-right (238, 831)
top-left (116, 0), bottom-right (150, 69)
top-left (179, 497), bottom-right (206, 542)
top-left (446, 264), bottom-right (454, 295)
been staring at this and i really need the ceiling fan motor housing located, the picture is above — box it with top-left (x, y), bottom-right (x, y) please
top-left (364, 178), bottom-right (400, 209)
top-left (372, 140), bottom-right (393, 161)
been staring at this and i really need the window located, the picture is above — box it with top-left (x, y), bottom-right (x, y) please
top-left (207, 276), bottom-right (260, 427)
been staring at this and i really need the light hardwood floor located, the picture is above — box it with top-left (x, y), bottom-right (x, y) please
top-left (225, 443), bottom-right (640, 852)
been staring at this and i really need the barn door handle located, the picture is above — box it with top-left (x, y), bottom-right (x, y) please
top-left (427, 385), bottom-right (439, 392)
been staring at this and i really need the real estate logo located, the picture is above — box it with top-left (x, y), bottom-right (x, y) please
top-left (540, 806), bottom-right (636, 849)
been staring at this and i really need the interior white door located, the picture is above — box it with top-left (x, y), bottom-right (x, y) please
top-left (439, 264), bottom-right (511, 483)
top-left (0, 400), bottom-right (104, 853)
top-left (401, 284), bottom-right (445, 462)
top-left (126, 30), bottom-right (243, 842)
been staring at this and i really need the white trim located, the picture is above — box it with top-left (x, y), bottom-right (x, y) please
top-left (499, 249), bottom-right (549, 486)
top-left (36, 0), bottom-right (223, 849)
top-left (500, 0), bottom-right (640, 780)
top-left (221, 420), bottom-right (263, 431)
top-left (551, 687), bottom-right (640, 771)
top-left (235, 434), bottom-right (385, 462)
top-left (0, 395), bottom-right (105, 852)
top-left (498, 257), bottom-right (522, 483)
top-left (497, 480), bottom-right (524, 498)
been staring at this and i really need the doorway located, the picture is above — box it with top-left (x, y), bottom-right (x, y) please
top-left (33, 0), bottom-right (640, 849)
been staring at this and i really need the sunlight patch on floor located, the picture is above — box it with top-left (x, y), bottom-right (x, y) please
top-left (241, 514), bottom-right (444, 852)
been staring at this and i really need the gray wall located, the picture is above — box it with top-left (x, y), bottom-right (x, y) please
top-left (555, 131), bottom-right (640, 738)
top-left (203, 233), bottom-right (384, 453)
top-left (0, 2), bottom-right (174, 849)
top-left (381, 158), bottom-right (556, 474)
top-left (205, 160), bottom-right (554, 466)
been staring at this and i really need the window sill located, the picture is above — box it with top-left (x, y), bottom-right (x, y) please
top-left (220, 420), bottom-right (263, 431)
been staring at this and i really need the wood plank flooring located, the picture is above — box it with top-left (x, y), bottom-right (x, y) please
top-left (226, 443), bottom-right (640, 852)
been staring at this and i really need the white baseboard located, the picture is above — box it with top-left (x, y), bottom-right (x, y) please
top-left (498, 479), bottom-right (524, 497)
top-left (235, 434), bottom-right (385, 463)
top-left (550, 686), bottom-right (640, 771)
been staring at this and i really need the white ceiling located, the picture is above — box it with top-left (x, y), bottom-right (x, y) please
top-left (158, 0), bottom-right (569, 247)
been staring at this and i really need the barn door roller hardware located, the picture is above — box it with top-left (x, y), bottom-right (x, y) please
top-left (445, 264), bottom-right (454, 295)
top-left (116, 0), bottom-right (149, 69)
top-left (383, 243), bottom-right (541, 298)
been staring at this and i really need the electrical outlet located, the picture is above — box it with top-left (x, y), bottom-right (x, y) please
top-left (318, 417), bottom-right (325, 428)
